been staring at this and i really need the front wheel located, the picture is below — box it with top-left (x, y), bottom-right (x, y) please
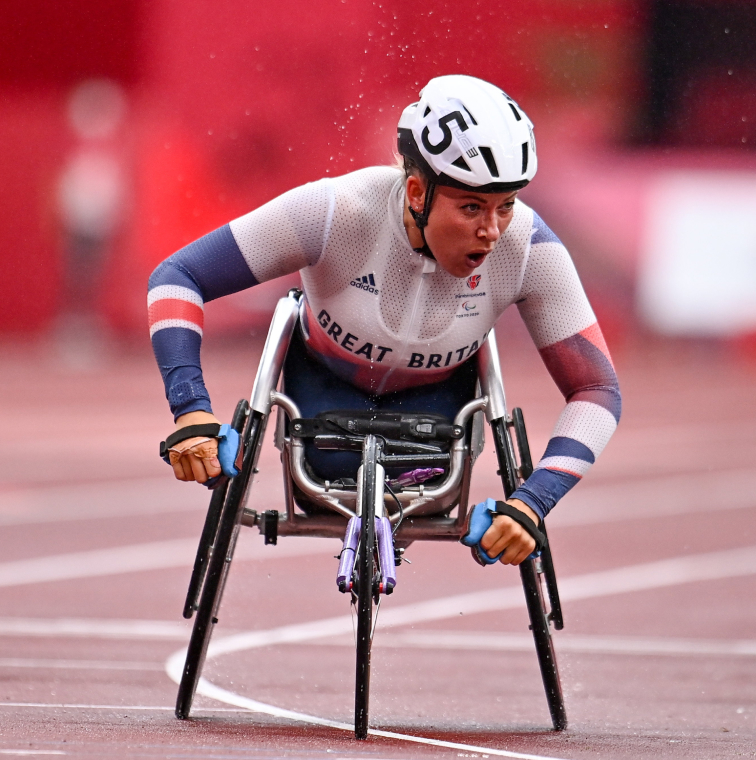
top-left (354, 434), bottom-right (380, 740)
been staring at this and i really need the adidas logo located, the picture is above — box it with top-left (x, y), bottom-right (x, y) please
top-left (350, 273), bottom-right (379, 295)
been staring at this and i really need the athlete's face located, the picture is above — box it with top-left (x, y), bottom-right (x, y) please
top-left (404, 175), bottom-right (517, 278)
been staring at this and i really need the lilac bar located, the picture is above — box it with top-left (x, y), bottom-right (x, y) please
top-left (336, 516), bottom-right (361, 591)
top-left (375, 516), bottom-right (396, 593)
top-left (388, 467), bottom-right (445, 489)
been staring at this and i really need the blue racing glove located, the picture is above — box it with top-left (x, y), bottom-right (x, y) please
top-left (460, 498), bottom-right (546, 566)
top-left (216, 424), bottom-right (242, 477)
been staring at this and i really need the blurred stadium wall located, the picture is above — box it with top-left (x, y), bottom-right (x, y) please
top-left (1, 0), bottom-right (754, 346)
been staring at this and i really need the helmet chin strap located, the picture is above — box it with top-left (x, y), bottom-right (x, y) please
top-left (407, 181), bottom-right (437, 260)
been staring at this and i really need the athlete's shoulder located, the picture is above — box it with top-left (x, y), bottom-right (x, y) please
top-left (323, 166), bottom-right (402, 228)
top-left (516, 200), bottom-right (564, 247)
top-left (328, 165), bottom-right (402, 198)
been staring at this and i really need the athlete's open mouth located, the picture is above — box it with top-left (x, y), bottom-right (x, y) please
top-left (465, 252), bottom-right (488, 267)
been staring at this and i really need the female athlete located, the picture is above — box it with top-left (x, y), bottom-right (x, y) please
top-left (148, 75), bottom-right (621, 566)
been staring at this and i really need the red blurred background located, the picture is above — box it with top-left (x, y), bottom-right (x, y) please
top-left (1, 0), bottom-right (755, 348)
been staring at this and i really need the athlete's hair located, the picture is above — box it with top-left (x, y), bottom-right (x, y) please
top-left (393, 153), bottom-right (430, 187)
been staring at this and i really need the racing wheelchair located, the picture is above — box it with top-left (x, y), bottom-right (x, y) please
top-left (173, 289), bottom-right (567, 738)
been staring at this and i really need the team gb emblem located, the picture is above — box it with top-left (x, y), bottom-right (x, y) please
top-left (466, 275), bottom-right (481, 290)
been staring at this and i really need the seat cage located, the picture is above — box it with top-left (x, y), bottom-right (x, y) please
top-left (239, 290), bottom-right (515, 544)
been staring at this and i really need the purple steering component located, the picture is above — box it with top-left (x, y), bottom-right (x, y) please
top-left (336, 516), bottom-right (360, 592)
top-left (375, 516), bottom-right (396, 593)
top-left (388, 467), bottom-right (444, 489)
top-left (336, 515), bottom-right (397, 595)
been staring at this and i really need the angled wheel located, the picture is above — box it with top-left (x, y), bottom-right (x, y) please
top-left (490, 415), bottom-right (567, 730)
top-left (354, 434), bottom-right (380, 740)
top-left (175, 406), bottom-right (267, 719)
top-left (182, 399), bottom-right (249, 620)
top-left (520, 557), bottom-right (567, 730)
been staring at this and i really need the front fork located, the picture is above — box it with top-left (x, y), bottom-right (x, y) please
top-left (337, 515), bottom-right (396, 595)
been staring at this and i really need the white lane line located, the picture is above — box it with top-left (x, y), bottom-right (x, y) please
top-left (193, 544), bottom-right (756, 660)
top-left (0, 536), bottom-right (339, 588)
top-left (0, 658), bottom-right (163, 671)
top-left (189, 678), bottom-right (564, 760)
top-left (0, 703), bottom-right (239, 712)
top-left (164, 545), bottom-right (756, 760)
top-left (4, 613), bottom-right (755, 659)
top-left (0, 617), bottom-right (192, 640)
top-left (2, 463), bottom-right (754, 528)
top-left (552, 466), bottom-right (756, 527)
top-left (311, 630), bottom-right (756, 658)
top-left (0, 477), bottom-right (207, 526)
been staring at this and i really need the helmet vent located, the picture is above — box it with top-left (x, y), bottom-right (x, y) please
top-left (479, 146), bottom-right (499, 178)
top-left (521, 142), bottom-right (529, 174)
top-left (423, 106), bottom-right (431, 117)
top-left (508, 103), bottom-right (522, 121)
top-left (462, 105), bottom-right (478, 125)
top-left (451, 156), bottom-right (472, 171)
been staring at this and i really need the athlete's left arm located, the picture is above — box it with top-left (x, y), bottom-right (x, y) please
top-left (510, 212), bottom-right (622, 521)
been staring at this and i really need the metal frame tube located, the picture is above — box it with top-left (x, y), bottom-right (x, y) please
top-left (477, 329), bottom-right (508, 422)
top-left (243, 314), bottom-right (508, 541)
top-left (249, 292), bottom-right (301, 416)
top-left (268, 392), bottom-right (488, 524)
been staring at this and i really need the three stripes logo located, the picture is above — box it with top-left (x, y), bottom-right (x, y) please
top-left (350, 273), bottom-right (379, 295)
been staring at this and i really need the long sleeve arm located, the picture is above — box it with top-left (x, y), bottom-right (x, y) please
top-left (148, 225), bottom-right (258, 419)
top-left (148, 178), bottom-right (333, 420)
top-left (511, 212), bottom-right (621, 520)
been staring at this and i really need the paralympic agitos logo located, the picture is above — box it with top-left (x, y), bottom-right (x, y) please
top-left (466, 275), bottom-right (481, 290)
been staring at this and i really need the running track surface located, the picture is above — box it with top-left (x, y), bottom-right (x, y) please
top-left (1, 320), bottom-right (755, 760)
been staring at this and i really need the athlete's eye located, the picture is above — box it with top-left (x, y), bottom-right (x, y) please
top-left (463, 204), bottom-right (480, 212)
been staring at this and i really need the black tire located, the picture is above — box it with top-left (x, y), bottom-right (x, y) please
top-left (175, 409), bottom-right (267, 720)
top-left (182, 483), bottom-right (229, 619)
top-left (511, 407), bottom-right (533, 480)
top-left (490, 418), bottom-right (519, 498)
top-left (490, 415), bottom-right (567, 730)
top-left (354, 434), bottom-right (379, 740)
top-left (520, 558), bottom-right (567, 730)
top-left (182, 400), bottom-right (249, 620)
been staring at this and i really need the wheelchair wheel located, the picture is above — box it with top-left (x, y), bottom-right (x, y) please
top-left (182, 399), bottom-right (249, 619)
top-left (175, 406), bottom-right (267, 720)
top-left (490, 416), bottom-right (567, 731)
top-left (354, 434), bottom-right (380, 740)
top-left (520, 558), bottom-right (567, 730)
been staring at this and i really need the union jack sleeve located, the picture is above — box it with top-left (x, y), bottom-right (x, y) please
top-left (148, 224), bottom-right (257, 420)
top-left (511, 213), bottom-right (621, 519)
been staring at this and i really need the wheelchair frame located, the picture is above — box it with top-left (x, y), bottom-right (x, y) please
top-left (174, 289), bottom-right (567, 737)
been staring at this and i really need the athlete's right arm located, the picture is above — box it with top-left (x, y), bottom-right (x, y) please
top-left (148, 225), bottom-right (259, 422)
top-left (149, 179), bottom-right (333, 481)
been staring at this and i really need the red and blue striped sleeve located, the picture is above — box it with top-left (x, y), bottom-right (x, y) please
top-left (149, 179), bottom-right (333, 421)
top-left (511, 212), bottom-right (621, 519)
top-left (148, 224), bottom-right (258, 420)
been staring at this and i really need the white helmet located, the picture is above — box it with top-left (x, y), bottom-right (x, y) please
top-left (397, 75), bottom-right (537, 192)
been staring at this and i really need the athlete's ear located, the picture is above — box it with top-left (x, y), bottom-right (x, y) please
top-left (405, 174), bottom-right (427, 212)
